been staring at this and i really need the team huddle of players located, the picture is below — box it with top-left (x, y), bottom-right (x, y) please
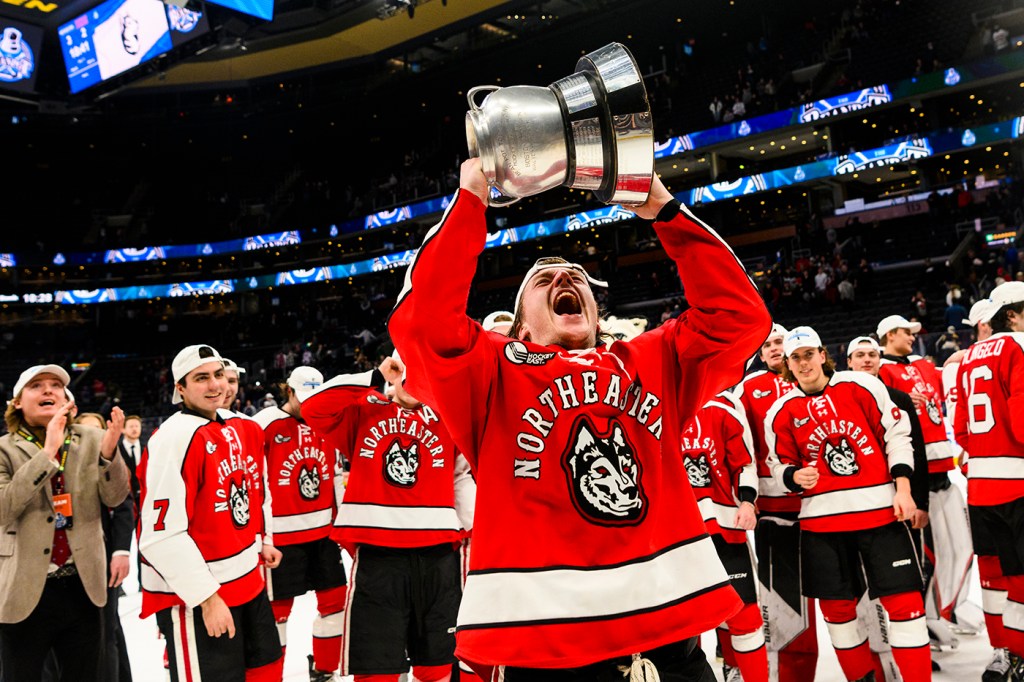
top-left (133, 168), bottom-right (1024, 682)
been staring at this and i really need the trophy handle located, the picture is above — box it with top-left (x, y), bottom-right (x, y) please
top-left (467, 85), bottom-right (500, 111)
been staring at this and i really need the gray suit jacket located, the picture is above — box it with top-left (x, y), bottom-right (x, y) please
top-left (0, 424), bottom-right (130, 623)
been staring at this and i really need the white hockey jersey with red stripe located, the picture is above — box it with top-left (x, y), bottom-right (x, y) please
top-left (388, 190), bottom-right (771, 669)
top-left (253, 406), bottom-right (338, 546)
top-left (735, 369), bottom-right (800, 514)
top-left (952, 332), bottom-right (1024, 506)
top-left (139, 409), bottom-right (266, 618)
top-left (765, 371), bottom-right (913, 533)
top-left (681, 393), bottom-right (757, 543)
top-left (300, 371), bottom-right (466, 555)
top-left (879, 354), bottom-right (955, 472)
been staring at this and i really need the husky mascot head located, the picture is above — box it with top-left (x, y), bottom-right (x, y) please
top-left (684, 454), bottom-right (712, 488)
top-left (229, 479), bottom-right (250, 528)
top-left (298, 464), bottom-right (320, 500)
top-left (563, 417), bottom-right (646, 526)
top-left (384, 440), bottom-right (419, 487)
top-left (823, 438), bottom-right (859, 476)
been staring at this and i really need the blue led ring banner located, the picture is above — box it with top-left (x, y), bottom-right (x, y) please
top-left (34, 114), bottom-right (1020, 305)
top-left (5, 50), bottom-right (1022, 270)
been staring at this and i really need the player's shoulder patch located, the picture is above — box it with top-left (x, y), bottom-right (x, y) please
top-left (503, 340), bottom-right (556, 366)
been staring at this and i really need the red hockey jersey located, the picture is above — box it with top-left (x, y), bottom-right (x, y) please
top-left (301, 371), bottom-right (468, 555)
top-left (139, 409), bottom-right (266, 618)
top-left (389, 190), bottom-right (771, 669)
top-left (952, 332), bottom-right (1024, 506)
top-left (253, 406), bottom-right (338, 546)
top-left (735, 369), bottom-right (800, 514)
top-left (879, 355), bottom-right (955, 472)
top-left (765, 371), bottom-right (913, 533)
top-left (681, 392), bottom-right (757, 544)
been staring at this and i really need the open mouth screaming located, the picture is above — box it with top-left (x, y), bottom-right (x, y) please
top-left (554, 290), bottom-right (583, 316)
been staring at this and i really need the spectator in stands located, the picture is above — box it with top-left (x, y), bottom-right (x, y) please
top-left (945, 298), bottom-right (969, 330)
top-left (732, 97), bottom-right (746, 119)
top-left (911, 290), bottom-right (928, 319)
top-left (0, 364), bottom-right (130, 681)
top-left (934, 326), bottom-right (961, 366)
top-left (838, 276), bottom-right (856, 309)
top-left (993, 24), bottom-right (1010, 52)
top-left (709, 96), bottom-right (724, 123)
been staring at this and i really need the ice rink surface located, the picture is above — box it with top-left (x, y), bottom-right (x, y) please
top-left (120, 569), bottom-right (993, 682)
top-left (123, 472), bottom-right (991, 681)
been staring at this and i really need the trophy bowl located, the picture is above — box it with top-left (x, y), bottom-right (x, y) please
top-left (466, 42), bottom-right (653, 207)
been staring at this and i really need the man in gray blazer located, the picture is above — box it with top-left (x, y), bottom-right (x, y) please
top-left (0, 364), bottom-right (131, 681)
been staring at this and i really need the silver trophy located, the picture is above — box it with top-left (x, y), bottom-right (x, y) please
top-left (465, 42), bottom-right (653, 207)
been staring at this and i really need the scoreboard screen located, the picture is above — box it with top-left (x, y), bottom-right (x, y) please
top-left (59, 0), bottom-right (173, 94)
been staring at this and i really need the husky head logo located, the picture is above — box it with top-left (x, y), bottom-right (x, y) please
top-left (120, 15), bottom-right (140, 55)
top-left (823, 438), bottom-right (859, 476)
top-left (684, 454), bottom-right (712, 488)
top-left (297, 465), bottom-right (320, 500)
top-left (383, 440), bottom-right (419, 487)
top-left (562, 417), bottom-right (647, 526)
top-left (925, 400), bottom-right (942, 425)
top-left (229, 479), bottom-right (250, 528)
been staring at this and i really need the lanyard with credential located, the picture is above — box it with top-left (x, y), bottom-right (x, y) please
top-left (18, 427), bottom-right (71, 490)
top-left (20, 427), bottom-right (75, 529)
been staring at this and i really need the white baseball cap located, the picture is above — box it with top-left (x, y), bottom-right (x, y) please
top-left (990, 281), bottom-right (1024, 310)
top-left (965, 299), bottom-right (999, 326)
top-left (222, 358), bottom-right (246, 375)
top-left (876, 314), bottom-right (921, 339)
top-left (767, 323), bottom-right (788, 340)
top-left (513, 257), bottom-right (607, 316)
top-left (171, 344), bottom-right (225, 404)
top-left (846, 336), bottom-right (880, 357)
top-left (12, 364), bottom-right (71, 399)
top-left (482, 310), bottom-right (515, 333)
top-left (287, 366), bottom-right (324, 402)
top-left (783, 326), bottom-right (823, 357)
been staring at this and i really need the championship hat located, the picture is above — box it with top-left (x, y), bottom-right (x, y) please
top-left (846, 336), bottom-right (880, 357)
top-left (990, 281), bottom-right (1024, 311)
top-left (171, 345), bottom-right (225, 404)
top-left (965, 299), bottom-right (998, 326)
top-left (287, 366), bottom-right (324, 402)
top-left (783, 326), bottom-right (822, 357)
top-left (12, 364), bottom-right (71, 399)
top-left (876, 314), bottom-right (921, 339)
top-left (222, 358), bottom-right (246, 375)
top-left (482, 310), bottom-right (515, 333)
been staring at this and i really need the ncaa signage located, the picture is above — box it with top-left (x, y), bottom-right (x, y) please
top-left (690, 175), bottom-right (768, 204)
top-left (833, 139), bottom-right (932, 175)
top-left (799, 86), bottom-right (893, 123)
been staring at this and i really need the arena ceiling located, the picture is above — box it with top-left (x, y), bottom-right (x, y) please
top-left (0, 0), bottom-right (618, 95)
